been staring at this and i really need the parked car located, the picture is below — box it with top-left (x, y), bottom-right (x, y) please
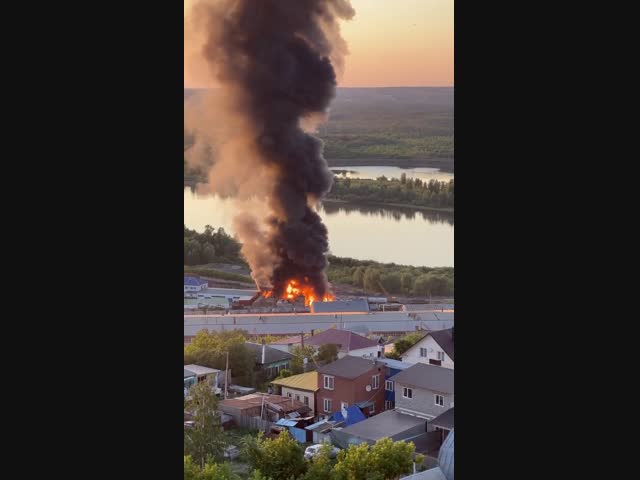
top-left (304, 444), bottom-right (340, 460)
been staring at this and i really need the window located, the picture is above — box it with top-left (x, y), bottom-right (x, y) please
top-left (420, 347), bottom-right (428, 357)
top-left (304, 396), bottom-right (309, 406)
top-left (385, 380), bottom-right (394, 391)
top-left (323, 375), bottom-right (334, 390)
top-left (435, 394), bottom-right (444, 407)
top-left (372, 374), bottom-right (380, 389)
top-left (437, 351), bottom-right (445, 361)
top-left (369, 403), bottom-right (375, 414)
top-left (341, 401), bottom-right (348, 410)
top-left (403, 387), bottom-right (413, 399)
top-left (385, 400), bottom-right (395, 410)
top-left (295, 394), bottom-right (300, 401)
top-left (287, 392), bottom-right (292, 398)
top-left (323, 398), bottom-right (332, 413)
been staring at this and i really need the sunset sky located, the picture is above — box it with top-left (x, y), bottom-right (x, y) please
top-left (184, 0), bottom-right (453, 88)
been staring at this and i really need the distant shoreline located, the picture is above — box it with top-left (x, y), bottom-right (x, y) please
top-left (321, 198), bottom-right (454, 214)
top-left (326, 157), bottom-right (454, 173)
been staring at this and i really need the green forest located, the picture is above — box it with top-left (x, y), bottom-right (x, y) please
top-left (184, 225), bottom-right (454, 297)
top-left (328, 175), bottom-right (453, 210)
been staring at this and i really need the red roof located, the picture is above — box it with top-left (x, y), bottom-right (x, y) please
top-left (305, 328), bottom-right (378, 352)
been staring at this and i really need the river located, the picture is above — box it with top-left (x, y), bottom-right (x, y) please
top-left (184, 183), bottom-right (454, 267)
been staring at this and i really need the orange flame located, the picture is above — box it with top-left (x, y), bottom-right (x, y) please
top-left (261, 278), bottom-right (334, 307)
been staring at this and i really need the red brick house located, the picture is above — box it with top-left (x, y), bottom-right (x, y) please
top-left (316, 356), bottom-right (388, 418)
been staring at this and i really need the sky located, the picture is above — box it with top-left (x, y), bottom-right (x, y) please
top-left (184, 0), bottom-right (453, 88)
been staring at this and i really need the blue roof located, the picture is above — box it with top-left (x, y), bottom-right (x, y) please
top-left (275, 418), bottom-right (299, 427)
top-left (184, 276), bottom-right (208, 286)
top-left (330, 405), bottom-right (366, 426)
top-left (377, 358), bottom-right (412, 370)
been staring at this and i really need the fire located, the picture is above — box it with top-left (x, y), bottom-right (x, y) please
top-left (261, 278), bottom-right (334, 307)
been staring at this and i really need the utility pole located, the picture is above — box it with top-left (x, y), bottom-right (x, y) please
top-left (224, 351), bottom-right (229, 399)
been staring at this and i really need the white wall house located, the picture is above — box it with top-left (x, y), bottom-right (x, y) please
top-left (401, 330), bottom-right (454, 369)
top-left (184, 276), bottom-right (209, 293)
top-left (345, 345), bottom-right (384, 359)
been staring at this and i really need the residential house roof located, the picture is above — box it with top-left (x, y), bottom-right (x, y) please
top-left (330, 405), bottom-right (367, 426)
top-left (310, 299), bottom-right (369, 313)
top-left (317, 355), bottom-right (385, 380)
top-left (220, 393), bottom-right (310, 415)
top-left (400, 468), bottom-right (447, 480)
top-left (391, 363), bottom-right (454, 394)
top-left (376, 358), bottom-right (413, 370)
top-left (305, 328), bottom-right (378, 353)
top-left (270, 335), bottom-right (304, 345)
top-left (403, 328), bottom-right (454, 361)
top-left (340, 410), bottom-right (426, 441)
top-left (184, 276), bottom-right (208, 286)
top-left (183, 364), bottom-right (221, 376)
top-left (270, 372), bottom-right (319, 392)
top-left (429, 407), bottom-right (454, 430)
top-left (184, 369), bottom-right (197, 378)
top-left (245, 342), bottom-right (294, 365)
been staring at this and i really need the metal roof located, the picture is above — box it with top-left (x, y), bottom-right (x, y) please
top-left (183, 364), bottom-right (221, 375)
top-left (391, 363), bottom-right (454, 394)
top-left (317, 356), bottom-right (385, 379)
top-left (184, 369), bottom-right (197, 378)
top-left (275, 418), bottom-right (299, 427)
top-left (429, 407), bottom-right (454, 430)
top-left (271, 372), bottom-right (319, 392)
top-left (184, 276), bottom-right (208, 286)
top-left (400, 468), bottom-right (447, 480)
top-left (375, 358), bottom-right (413, 370)
top-left (245, 342), bottom-right (293, 364)
top-left (340, 410), bottom-right (426, 441)
top-left (310, 299), bottom-right (369, 313)
top-left (305, 328), bottom-right (378, 352)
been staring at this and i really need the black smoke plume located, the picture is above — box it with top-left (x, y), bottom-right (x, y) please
top-left (186, 0), bottom-right (355, 298)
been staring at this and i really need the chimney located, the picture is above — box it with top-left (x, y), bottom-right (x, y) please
top-left (261, 343), bottom-right (266, 364)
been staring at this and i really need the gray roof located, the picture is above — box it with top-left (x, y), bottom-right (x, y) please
top-left (310, 299), bottom-right (369, 313)
top-left (184, 311), bottom-right (453, 337)
top-left (340, 410), bottom-right (425, 441)
top-left (184, 369), bottom-right (197, 378)
top-left (401, 468), bottom-right (446, 480)
top-left (429, 407), bottom-right (454, 430)
top-left (430, 328), bottom-right (454, 360)
top-left (403, 304), bottom-right (454, 312)
top-left (376, 358), bottom-right (413, 370)
top-left (183, 364), bottom-right (221, 375)
top-left (391, 363), bottom-right (454, 394)
top-left (438, 430), bottom-right (454, 480)
top-left (317, 355), bottom-right (385, 379)
top-left (245, 342), bottom-right (293, 365)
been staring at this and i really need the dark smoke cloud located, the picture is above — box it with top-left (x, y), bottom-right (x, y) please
top-left (187, 0), bottom-right (354, 297)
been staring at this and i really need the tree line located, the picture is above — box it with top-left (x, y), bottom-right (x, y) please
top-left (328, 175), bottom-right (454, 209)
top-left (185, 225), bottom-right (243, 265)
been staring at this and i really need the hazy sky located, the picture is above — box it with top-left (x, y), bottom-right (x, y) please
top-left (184, 0), bottom-right (453, 88)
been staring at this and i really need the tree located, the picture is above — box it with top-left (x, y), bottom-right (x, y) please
top-left (184, 456), bottom-right (241, 480)
top-left (185, 237), bottom-right (203, 265)
top-left (275, 369), bottom-right (292, 380)
top-left (352, 266), bottom-right (366, 287)
top-left (390, 333), bottom-right (424, 358)
top-left (400, 172), bottom-right (407, 184)
top-left (290, 344), bottom-right (317, 374)
top-left (363, 267), bottom-right (382, 293)
top-left (300, 443), bottom-right (334, 480)
top-left (184, 382), bottom-right (227, 467)
top-left (380, 273), bottom-right (402, 294)
top-left (202, 244), bottom-right (217, 264)
top-left (334, 438), bottom-right (420, 480)
top-left (400, 272), bottom-right (414, 294)
top-left (243, 431), bottom-right (307, 480)
top-left (316, 344), bottom-right (339, 365)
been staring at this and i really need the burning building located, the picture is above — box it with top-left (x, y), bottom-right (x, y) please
top-left (185, 0), bottom-right (355, 307)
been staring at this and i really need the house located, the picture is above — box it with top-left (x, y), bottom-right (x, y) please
top-left (391, 363), bottom-right (454, 423)
top-left (219, 393), bottom-right (311, 424)
top-left (316, 356), bottom-right (387, 418)
top-left (184, 364), bottom-right (222, 394)
top-left (375, 357), bottom-right (412, 411)
top-left (305, 328), bottom-right (381, 359)
top-left (269, 335), bottom-right (305, 353)
top-left (428, 407), bottom-right (454, 443)
top-left (310, 299), bottom-right (369, 313)
top-left (245, 342), bottom-right (293, 380)
top-left (184, 276), bottom-right (209, 292)
top-left (401, 328), bottom-right (454, 369)
top-left (270, 371), bottom-right (319, 415)
top-left (184, 369), bottom-right (197, 392)
top-left (330, 409), bottom-right (427, 449)
top-left (399, 429), bottom-right (454, 480)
